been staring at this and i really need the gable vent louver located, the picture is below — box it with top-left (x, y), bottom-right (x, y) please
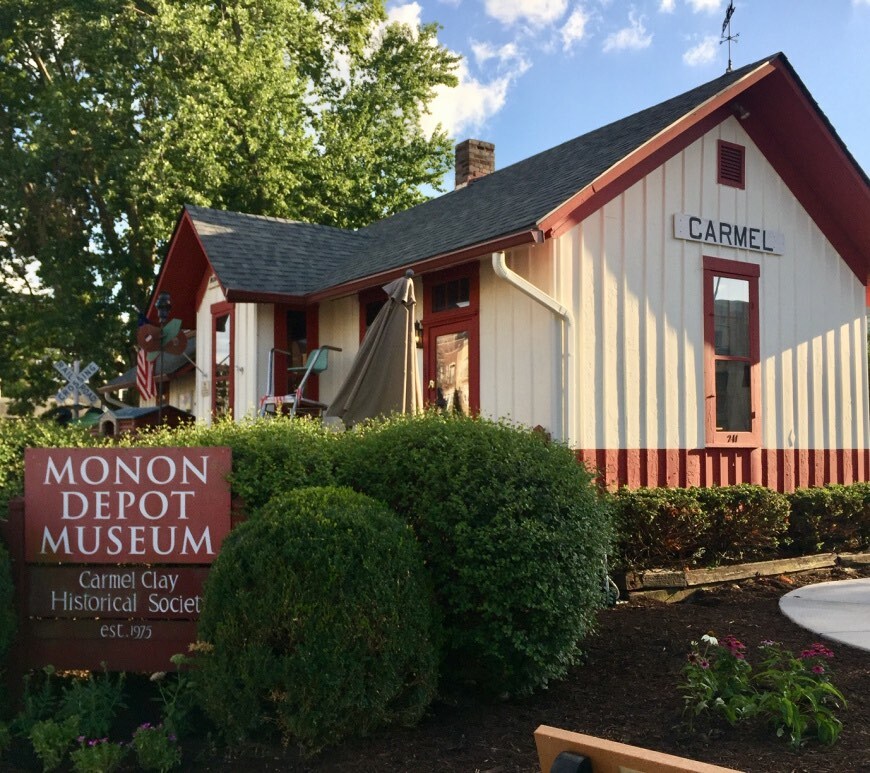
top-left (718, 140), bottom-right (745, 189)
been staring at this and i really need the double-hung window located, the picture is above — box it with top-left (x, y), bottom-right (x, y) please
top-left (703, 256), bottom-right (760, 447)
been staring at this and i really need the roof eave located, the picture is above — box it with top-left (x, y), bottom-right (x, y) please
top-left (307, 227), bottom-right (545, 302)
top-left (538, 61), bottom-right (779, 239)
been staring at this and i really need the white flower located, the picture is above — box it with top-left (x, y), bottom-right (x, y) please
top-left (701, 634), bottom-right (718, 646)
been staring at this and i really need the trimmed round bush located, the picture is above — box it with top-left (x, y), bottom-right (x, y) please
top-left (0, 540), bottom-right (14, 663)
top-left (334, 413), bottom-right (614, 696)
top-left (196, 486), bottom-right (439, 752)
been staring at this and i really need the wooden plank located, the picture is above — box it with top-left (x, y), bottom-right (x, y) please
top-left (23, 619), bottom-right (199, 673)
top-left (27, 566), bottom-right (209, 619)
top-left (837, 552), bottom-right (870, 567)
top-left (534, 725), bottom-right (741, 773)
top-left (624, 569), bottom-right (687, 591)
top-left (684, 553), bottom-right (836, 586)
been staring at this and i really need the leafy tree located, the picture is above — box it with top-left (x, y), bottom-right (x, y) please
top-left (0, 0), bottom-right (457, 412)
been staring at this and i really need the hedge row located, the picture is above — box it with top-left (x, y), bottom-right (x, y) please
top-left (615, 482), bottom-right (870, 569)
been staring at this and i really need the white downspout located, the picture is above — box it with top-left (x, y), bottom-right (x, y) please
top-left (491, 251), bottom-right (574, 446)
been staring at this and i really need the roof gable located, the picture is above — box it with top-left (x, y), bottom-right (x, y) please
top-left (151, 52), bottom-right (870, 312)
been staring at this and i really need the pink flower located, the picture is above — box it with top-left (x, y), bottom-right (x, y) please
top-left (800, 642), bottom-right (835, 660)
top-left (699, 658), bottom-right (710, 669)
top-left (812, 664), bottom-right (825, 675)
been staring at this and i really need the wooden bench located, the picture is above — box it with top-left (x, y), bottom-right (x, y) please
top-left (535, 726), bottom-right (742, 773)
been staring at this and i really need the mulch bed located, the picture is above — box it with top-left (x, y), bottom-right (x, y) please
top-left (5, 567), bottom-right (870, 772)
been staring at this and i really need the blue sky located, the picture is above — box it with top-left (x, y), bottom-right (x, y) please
top-left (387, 0), bottom-right (870, 184)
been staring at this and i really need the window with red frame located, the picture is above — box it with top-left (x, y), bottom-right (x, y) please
top-left (211, 303), bottom-right (233, 417)
top-left (703, 257), bottom-right (760, 447)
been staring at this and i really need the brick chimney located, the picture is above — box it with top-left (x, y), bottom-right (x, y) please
top-left (455, 139), bottom-right (494, 189)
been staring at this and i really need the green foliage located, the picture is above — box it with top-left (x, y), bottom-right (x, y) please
top-left (119, 416), bottom-right (337, 511)
top-left (69, 738), bottom-right (127, 773)
top-left (681, 635), bottom-right (845, 748)
top-left (787, 484), bottom-right (870, 553)
top-left (0, 0), bottom-right (458, 411)
top-left (616, 485), bottom-right (791, 568)
top-left (0, 541), bottom-right (14, 670)
top-left (0, 419), bottom-right (100, 512)
top-left (613, 487), bottom-right (709, 569)
top-left (149, 653), bottom-right (200, 739)
top-left (334, 413), bottom-right (614, 696)
top-left (693, 484), bottom-right (790, 562)
top-left (28, 715), bottom-right (80, 772)
top-left (197, 486), bottom-right (439, 752)
top-left (131, 724), bottom-right (181, 772)
top-left (58, 669), bottom-right (126, 739)
top-left (12, 666), bottom-right (59, 737)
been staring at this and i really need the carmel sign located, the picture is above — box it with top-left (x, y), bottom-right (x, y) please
top-left (674, 213), bottom-right (784, 255)
top-left (25, 447), bottom-right (232, 564)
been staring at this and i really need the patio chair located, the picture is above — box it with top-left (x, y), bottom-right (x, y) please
top-left (259, 345), bottom-right (342, 418)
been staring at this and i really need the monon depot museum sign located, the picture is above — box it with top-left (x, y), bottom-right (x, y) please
top-left (17, 446), bottom-right (232, 671)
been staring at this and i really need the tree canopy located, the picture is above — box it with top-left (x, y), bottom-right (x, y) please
top-left (0, 0), bottom-right (458, 412)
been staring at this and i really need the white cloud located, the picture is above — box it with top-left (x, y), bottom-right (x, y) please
top-left (687, 0), bottom-right (722, 12)
top-left (682, 35), bottom-right (719, 66)
top-left (659, 0), bottom-right (676, 11)
top-left (484, 0), bottom-right (568, 26)
top-left (562, 7), bottom-right (591, 51)
top-left (422, 60), bottom-right (512, 138)
top-left (853, 0), bottom-right (870, 5)
top-left (471, 40), bottom-right (529, 73)
top-left (603, 11), bottom-right (652, 52)
top-left (387, 2), bottom-right (423, 35)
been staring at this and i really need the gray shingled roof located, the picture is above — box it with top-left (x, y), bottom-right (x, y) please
top-left (186, 54), bottom-right (788, 297)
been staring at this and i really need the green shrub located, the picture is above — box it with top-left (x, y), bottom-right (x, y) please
top-left (120, 416), bottom-right (336, 512)
top-left (196, 486), bottom-right (439, 752)
top-left (0, 541), bottom-right (14, 667)
top-left (787, 484), bottom-right (870, 553)
top-left (334, 413), bottom-right (614, 696)
top-left (693, 484), bottom-right (790, 562)
top-left (614, 487), bottom-right (708, 569)
top-left (0, 419), bottom-right (99, 512)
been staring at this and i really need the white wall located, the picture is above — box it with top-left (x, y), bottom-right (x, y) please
top-left (550, 116), bottom-right (868, 451)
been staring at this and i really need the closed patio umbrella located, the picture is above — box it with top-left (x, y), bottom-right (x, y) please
top-left (324, 270), bottom-right (422, 427)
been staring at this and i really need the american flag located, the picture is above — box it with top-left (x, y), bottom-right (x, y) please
top-left (136, 347), bottom-right (156, 401)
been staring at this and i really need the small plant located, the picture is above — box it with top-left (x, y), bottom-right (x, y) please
top-left (58, 666), bottom-right (126, 738)
top-left (69, 737), bottom-right (127, 773)
top-left (131, 723), bottom-right (182, 772)
top-left (151, 653), bottom-right (199, 738)
top-left (681, 634), bottom-right (846, 748)
top-left (29, 715), bottom-right (80, 772)
top-left (752, 640), bottom-right (846, 746)
top-left (13, 665), bottom-right (59, 736)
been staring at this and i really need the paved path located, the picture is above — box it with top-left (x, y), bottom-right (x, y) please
top-left (779, 578), bottom-right (870, 652)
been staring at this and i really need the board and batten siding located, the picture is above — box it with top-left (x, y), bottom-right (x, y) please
top-left (550, 116), bottom-right (870, 491)
top-left (479, 243), bottom-right (563, 435)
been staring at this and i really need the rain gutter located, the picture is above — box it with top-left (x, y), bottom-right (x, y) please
top-left (491, 250), bottom-right (574, 446)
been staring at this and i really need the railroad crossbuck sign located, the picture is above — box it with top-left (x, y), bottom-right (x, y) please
top-left (54, 360), bottom-right (100, 405)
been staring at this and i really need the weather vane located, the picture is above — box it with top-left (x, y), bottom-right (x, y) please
top-left (720, 1), bottom-right (738, 73)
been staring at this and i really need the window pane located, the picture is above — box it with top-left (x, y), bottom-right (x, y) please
top-left (713, 277), bottom-right (750, 357)
top-left (215, 314), bottom-right (231, 367)
top-left (715, 360), bottom-right (751, 431)
top-left (435, 331), bottom-right (469, 415)
top-left (432, 278), bottom-right (470, 312)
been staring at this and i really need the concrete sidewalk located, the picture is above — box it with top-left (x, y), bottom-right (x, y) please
top-left (779, 578), bottom-right (870, 652)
